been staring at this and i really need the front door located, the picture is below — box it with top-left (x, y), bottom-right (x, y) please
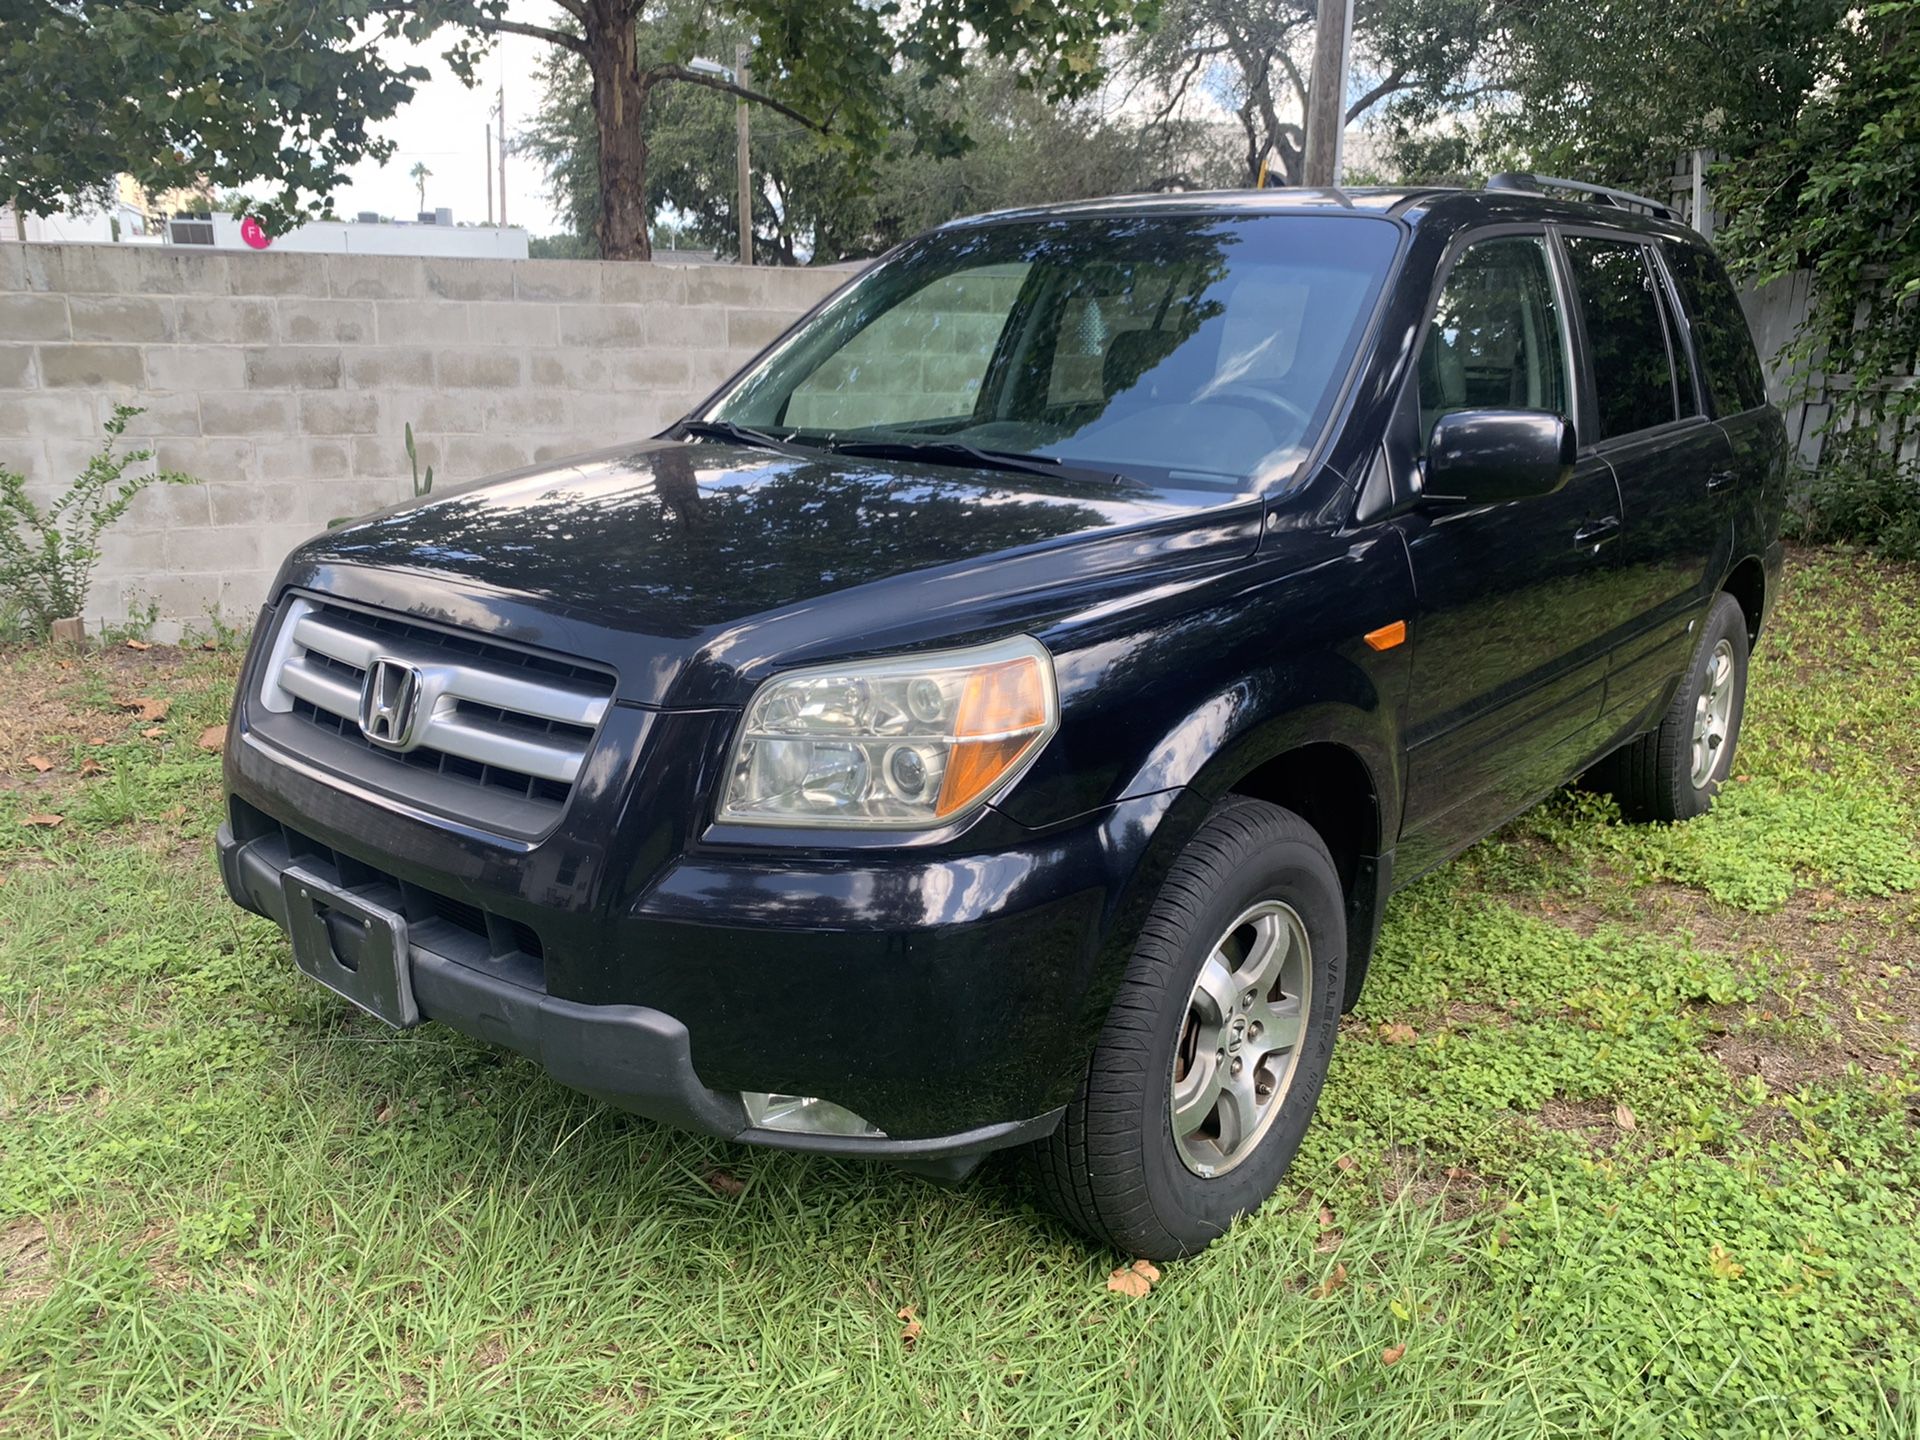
top-left (1395, 232), bottom-right (1627, 875)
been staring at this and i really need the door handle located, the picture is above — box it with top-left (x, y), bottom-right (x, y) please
top-left (1573, 515), bottom-right (1621, 550)
top-left (1706, 469), bottom-right (1738, 493)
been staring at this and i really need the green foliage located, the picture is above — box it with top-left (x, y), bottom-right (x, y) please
top-left (0, 405), bottom-right (195, 641)
top-left (1787, 426), bottom-right (1920, 563)
top-left (403, 421), bottom-right (434, 498)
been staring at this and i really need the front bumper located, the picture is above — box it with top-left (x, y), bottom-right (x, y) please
top-left (217, 768), bottom-right (1190, 1167)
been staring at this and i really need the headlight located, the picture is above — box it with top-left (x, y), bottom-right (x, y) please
top-left (719, 636), bottom-right (1058, 828)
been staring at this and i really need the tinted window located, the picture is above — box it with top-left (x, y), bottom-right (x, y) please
top-left (1564, 236), bottom-right (1679, 438)
top-left (1665, 244), bottom-right (1770, 414)
top-left (709, 214), bottom-right (1402, 497)
top-left (1417, 236), bottom-right (1569, 445)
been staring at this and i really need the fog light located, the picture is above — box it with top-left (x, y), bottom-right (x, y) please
top-left (742, 1091), bottom-right (886, 1138)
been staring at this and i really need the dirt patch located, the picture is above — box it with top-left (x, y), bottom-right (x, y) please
top-left (0, 1218), bottom-right (53, 1310)
top-left (1535, 1096), bottom-right (1630, 1150)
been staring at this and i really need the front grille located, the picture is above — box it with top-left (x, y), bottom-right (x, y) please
top-left (233, 798), bottom-right (545, 988)
top-left (254, 595), bottom-right (614, 834)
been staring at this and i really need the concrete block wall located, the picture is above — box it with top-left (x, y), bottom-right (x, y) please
top-left (0, 243), bottom-right (844, 634)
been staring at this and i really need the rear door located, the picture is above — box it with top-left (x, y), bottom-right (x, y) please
top-left (1558, 232), bottom-right (1736, 735)
top-left (1396, 231), bottom-right (1627, 875)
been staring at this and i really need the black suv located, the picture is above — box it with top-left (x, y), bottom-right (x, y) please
top-left (218, 177), bottom-right (1786, 1259)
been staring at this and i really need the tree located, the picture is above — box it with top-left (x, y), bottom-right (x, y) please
top-left (0, 0), bottom-right (1145, 260)
top-left (410, 161), bottom-right (433, 212)
top-left (1130, 0), bottom-right (1509, 186)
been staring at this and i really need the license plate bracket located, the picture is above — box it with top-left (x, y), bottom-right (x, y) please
top-left (282, 865), bottom-right (418, 1028)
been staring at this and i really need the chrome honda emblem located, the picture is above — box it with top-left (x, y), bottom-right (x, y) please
top-left (358, 658), bottom-right (422, 749)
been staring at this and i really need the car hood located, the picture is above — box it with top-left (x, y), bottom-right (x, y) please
top-left (278, 439), bottom-right (1261, 707)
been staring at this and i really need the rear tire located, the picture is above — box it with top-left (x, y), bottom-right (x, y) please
top-left (1593, 591), bottom-right (1749, 823)
top-left (1030, 797), bottom-right (1344, 1260)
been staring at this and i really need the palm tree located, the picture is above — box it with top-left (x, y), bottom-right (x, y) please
top-left (409, 161), bottom-right (432, 213)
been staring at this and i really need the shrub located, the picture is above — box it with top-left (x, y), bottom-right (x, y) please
top-left (0, 403), bottom-right (197, 640)
top-left (1787, 426), bottom-right (1920, 562)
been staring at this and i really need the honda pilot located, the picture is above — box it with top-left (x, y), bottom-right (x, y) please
top-left (218, 176), bottom-right (1787, 1259)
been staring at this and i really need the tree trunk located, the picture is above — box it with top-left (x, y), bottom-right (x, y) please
top-left (586, 1), bottom-right (650, 260)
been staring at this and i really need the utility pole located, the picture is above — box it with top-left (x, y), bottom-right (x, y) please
top-left (735, 44), bottom-right (753, 265)
top-left (1302, 0), bottom-right (1355, 187)
top-left (496, 83), bottom-right (508, 226)
top-left (485, 123), bottom-right (494, 224)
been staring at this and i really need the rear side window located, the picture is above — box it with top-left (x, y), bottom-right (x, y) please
top-left (1417, 235), bottom-right (1570, 445)
top-left (1665, 245), bottom-right (1770, 414)
top-left (1563, 236), bottom-right (1679, 439)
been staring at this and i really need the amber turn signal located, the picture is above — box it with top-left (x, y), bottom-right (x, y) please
top-left (1363, 620), bottom-right (1407, 651)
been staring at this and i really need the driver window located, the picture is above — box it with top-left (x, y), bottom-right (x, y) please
top-left (1418, 237), bottom-right (1569, 447)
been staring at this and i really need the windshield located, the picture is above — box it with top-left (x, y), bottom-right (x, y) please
top-left (701, 212), bottom-right (1402, 501)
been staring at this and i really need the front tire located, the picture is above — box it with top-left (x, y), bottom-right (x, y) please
top-left (1593, 591), bottom-right (1750, 823)
top-left (1031, 798), bottom-right (1345, 1260)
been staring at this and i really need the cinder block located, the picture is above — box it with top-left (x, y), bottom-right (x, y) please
top-left (13, 245), bottom-right (66, 294)
top-left (423, 257), bottom-right (511, 302)
top-left (299, 391), bottom-right (381, 435)
top-left (68, 293), bottom-right (175, 343)
top-left (438, 351), bottom-right (523, 389)
top-left (52, 245), bottom-right (144, 294)
top-left (373, 300), bottom-right (468, 345)
top-left (0, 244), bottom-right (27, 293)
top-left (244, 346), bottom-right (343, 390)
top-left (513, 260), bottom-right (602, 303)
top-left (0, 439), bottom-right (46, 485)
top-left (0, 293), bottom-right (69, 341)
top-left (484, 391), bottom-right (567, 432)
top-left (343, 347), bottom-right (435, 389)
top-left (609, 350), bottom-right (696, 390)
top-left (559, 306), bottom-right (652, 348)
top-left (206, 479), bottom-right (303, 529)
top-left (107, 392), bottom-right (202, 438)
top-left (383, 390), bottom-right (473, 433)
top-left (201, 390), bottom-right (297, 436)
top-left (38, 343), bottom-right (143, 389)
top-left (277, 299), bottom-right (375, 345)
top-left (644, 307), bottom-right (727, 350)
top-left (726, 307), bottom-right (794, 351)
top-left (174, 296), bottom-right (276, 345)
top-left (601, 264), bottom-right (686, 305)
top-left (470, 302), bottom-right (558, 347)
top-left (131, 249), bottom-right (232, 296)
top-left (444, 435), bottom-right (534, 477)
top-left (256, 437), bottom-right (352, 480)
top-left (327, 254), bottom-right (426, 300)
top-left (143, 345), bottom-right (247, 393)
top-left (0, 345), bottom-right (35, 388)
top-left (681, 268), bottom-right (769, 308)
top-left (124, 477), bottom-right (213, 529)
top-left (228, 251), bottom-right (330, 296)
top-left (685, 349), bottom-right (748, 392)
top-left (350, 433), bottom-right (421, 478)
top-left (166, 524), bottom-right (271, 573)
top-left (218, 569), bottom-right (281, 617)
top-left (308, 476), bottom-right (406, 526)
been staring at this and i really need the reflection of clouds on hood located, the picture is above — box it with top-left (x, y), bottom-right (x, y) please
top-left (305, 440), bottom-right (1143, 639)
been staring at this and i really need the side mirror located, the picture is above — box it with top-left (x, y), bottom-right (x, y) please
top-left (1422, 410), bottom-right (1576, 505)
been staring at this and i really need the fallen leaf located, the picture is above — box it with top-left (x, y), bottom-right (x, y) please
top-left (198, 725), bottom-right (227, 751)
top-left (1334, 1154), bottom-right (1356, 1173)
top-left (1381, 1023), bottom-right (1418, 1045)
top-left (1445, 1166), bottom-right (1470, 1182)
top-left (897, 1305), bottom-right (923, 1347)
top-left (22, 813), bottom-right (64, 828)
top-left (703, 1168), bottom-right (746, 1198)
top-left (125, 639), bottom-right (152, 651)
top-left (201, 640), bottom-right (218, 651)
top-left (26, 755), bottom-right (53, 773)
top-left (87, 735), bottom-right (107, 746)
top-left (1709, 1245), bottom-right (1745, 1280)
top-left (1613, 1103), bottom-right (1637, 1132)
top-left (1105, 1266), bottom-right (1151, 1298)
top-left (123, 697), bottom-right (170, 722)
top-left (78, 758), bottom-right (103, 777)
top-left (1129, 1259), bottom-right (1161, 1285)
top-left (375, 1104), bottom-right (393, 1124)
top-left (1309, 1262), bottom-right (1348, 1299)
top-left (1381, 1343), bottom-right (1406, 1366)
top-left (142, 726), bottom-right (164, 739)
top-left (1318, 1205), bottom-right (1336, 1229)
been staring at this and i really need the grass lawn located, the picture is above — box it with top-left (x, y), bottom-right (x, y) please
top-left (2, 548), bottom-right (1918, 1438)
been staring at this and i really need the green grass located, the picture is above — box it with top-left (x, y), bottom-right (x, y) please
top-left (2, 549), bottom-right (1918, 1438)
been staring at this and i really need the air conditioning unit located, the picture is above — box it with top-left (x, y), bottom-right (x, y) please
top-left (168, 219), bottom-right (216, 246)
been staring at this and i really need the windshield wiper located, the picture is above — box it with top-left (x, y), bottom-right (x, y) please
top-left (677, 419), bottom-right (820, 457)
top-left (822, 437), bottom-right (1150, 493)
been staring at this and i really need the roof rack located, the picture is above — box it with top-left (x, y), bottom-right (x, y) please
top-left (1484, 172), bottom-right (1679, 222)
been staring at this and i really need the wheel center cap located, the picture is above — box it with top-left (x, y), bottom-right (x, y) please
top-left (1227, 1015), bottom-right (1248, 1054)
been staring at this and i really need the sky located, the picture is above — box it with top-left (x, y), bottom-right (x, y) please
top-left (329, 4), bottom-right (569, 237)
